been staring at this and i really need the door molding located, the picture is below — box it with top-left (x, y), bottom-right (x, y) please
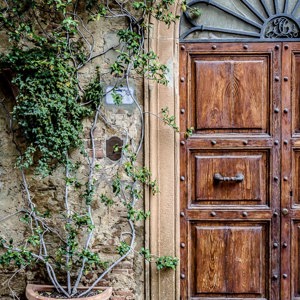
top-left (145, 7), bottom-right (181, 300)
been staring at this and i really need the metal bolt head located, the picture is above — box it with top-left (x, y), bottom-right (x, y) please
top-left (283, 242), bottom-right (288, 248)
top-left (275, 45), bottom-right (280, 50)
top-left (211, 211), bottom-right (216, 217)
top-left (284, 45), bottom-right (289, 49)
top-left (282, 208), bottom-right (289, 215)
top-left (180, 212), bottom-right (185, 217)
top-left (273, 242), bottom-right (279, 248)
top-left (275, 76), bottom-right (280, 82)
top-left (284, 108), bottom-right (289, 113)
top-left (180, 176), bottom-right (185, 181)
top-left (212, 45), bottom-right (217, 50)
top-left (274, 108), bottom-right (280, 113)
top-left (283, 274), bottom-right (288, 279)
top-left (284, 176), bottom-right (288, 181)
top-left (180, 243), bottom-right (186, 248)
top-left (243, 140), bottom-right (248, 145)
top-left (211, 140), bottom-right (217, 145)
top-left (273, 211), bottom-right (278, 217)
top-left (242, 212), bottom-right (248, 217)
top-left (180, 141), bottom-right (185, 145)
top-left (274, 140), bottom-right (279, 145)
top-left (243, 44), bottom-right (248, 50)
top-left (180, 77), bottom-right (185, 82)
top-left (284, 77), bottom-right (289, 81)
top-left (181, 45), bottom-right (186, 50)
top-left (180, 108), bottom-right (185, 114)
top-left (274, 176), bottom-right (279, 181)
top-left (284, 140), bottom-right (288, 145)
top-left (272, 274), bottom-right (278, 280)
top-left (180, 273), bottom-right (186, 279)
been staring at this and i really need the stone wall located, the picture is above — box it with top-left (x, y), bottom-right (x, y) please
top-left (0, 14), bottom-right (145, 300)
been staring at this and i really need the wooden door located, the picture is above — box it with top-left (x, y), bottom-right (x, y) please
top-left (179, 42), bottom-right (300, 300)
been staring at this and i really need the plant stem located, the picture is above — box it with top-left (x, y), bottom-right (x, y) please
top-left (64, 157), bottom-right (72, 295)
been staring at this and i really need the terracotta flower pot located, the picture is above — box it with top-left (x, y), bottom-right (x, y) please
top-left (26, 284), bottom-right (112, 300)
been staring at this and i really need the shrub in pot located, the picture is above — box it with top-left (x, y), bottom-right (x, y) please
top-left (0, 0), bottom-right (186, 299)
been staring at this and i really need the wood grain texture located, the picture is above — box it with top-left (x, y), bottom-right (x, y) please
top-left (180, 42), bottom-right (281, 300)
top-left (195, 225), bottom-right (264, 294)
top-left (195, 154), bottom-right (264, 202)
top-left (195, 59), bottom-right (267, 133)
top-left (292, 223), bottom-right (300, 298)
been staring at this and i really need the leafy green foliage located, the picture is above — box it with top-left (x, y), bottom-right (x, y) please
top-left (0, 247), bottom-right (34, 267)
top-left (100, 194), bottom-right (115, 207)
top-left (112, 175), bottom-right (121, 196)
top-left (83, 68), bottom-right (103, 108)
top-left (188, 7), bottom-right (202, 18)
top-left (185, 127), bottom-right (194, 138)
top-left (161, 107), bottom-right (179, 131)
top-left (111, 91), bottom-right (123, 105)
top-left (0, 47), bottom-right (90, 175)
top-left (71, 213), bottom-right (94, 232)
top-left (156, 256), bottom-right (179, 270)
top-left (121, 146), bottom-right (159, 195)
top-left (127, 204), bottom-right (150, 221)
top-left (19, 213), bottom-right (31, 224)
top-left (132, 0), bottom-right (179, 26)
top-left (78, 249), bottom-right (108, 271)
top-left (117, 242), bottom-right (131, 256)
top-left (140, 247), bottom-right (179, 270)
top-left (139, 247), bottom-right (152, 260)
top-left (82, 184), bottom-right (95, 205)
top-left (113, 30), bottom-right (169, 84)
top-left (181, 0), bottom-right (201, 18)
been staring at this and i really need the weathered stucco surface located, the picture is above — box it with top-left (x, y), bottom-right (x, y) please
top-left (0, 15), bottom-right (146, 300)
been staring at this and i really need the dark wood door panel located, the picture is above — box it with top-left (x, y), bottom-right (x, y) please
top-left (292, 150), bottom-right (300, 206)
top-left (192, 55), bottom-right (270, 134)
top-left (188, 149), bottom-right (270, 207)
top-left (292, 221), bottom-right (300, 299)
top-left (189, 221), bottom-right (270, 298)
top-left (290, 44), bottom-right (300, 137)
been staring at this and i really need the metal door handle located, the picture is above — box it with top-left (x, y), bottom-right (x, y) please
top-left (213, 173), bottom-right (244, 183)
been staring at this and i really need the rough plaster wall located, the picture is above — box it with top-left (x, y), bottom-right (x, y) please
top-left (0, 16), bottom-right (145, 300)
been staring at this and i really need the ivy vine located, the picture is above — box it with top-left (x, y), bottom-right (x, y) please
top-left (0, 0), bottom-right (190, 298)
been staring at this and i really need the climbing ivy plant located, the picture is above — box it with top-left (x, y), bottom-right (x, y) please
top-left (0, 0), bottom-right (194, 298)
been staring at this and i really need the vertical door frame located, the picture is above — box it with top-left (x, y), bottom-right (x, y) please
top-left (145, 8), bottom-right (181, 300)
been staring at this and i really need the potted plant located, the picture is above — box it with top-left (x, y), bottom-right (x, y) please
top-left (0, 0), bottom-right (183, 299)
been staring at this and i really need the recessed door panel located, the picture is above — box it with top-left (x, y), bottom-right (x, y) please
top-left (190, 150), bottom-right (268, 205)
top-left (292, 222), bottom-right (300, 298)
top-left (291, 52), bottom-right (300, 136)
top-left (190, 222), bottom-right (268, 298)
top-left (192, 55), bottom-right (270, 134)
top-left (293, 150), bottom-right (300, 205)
